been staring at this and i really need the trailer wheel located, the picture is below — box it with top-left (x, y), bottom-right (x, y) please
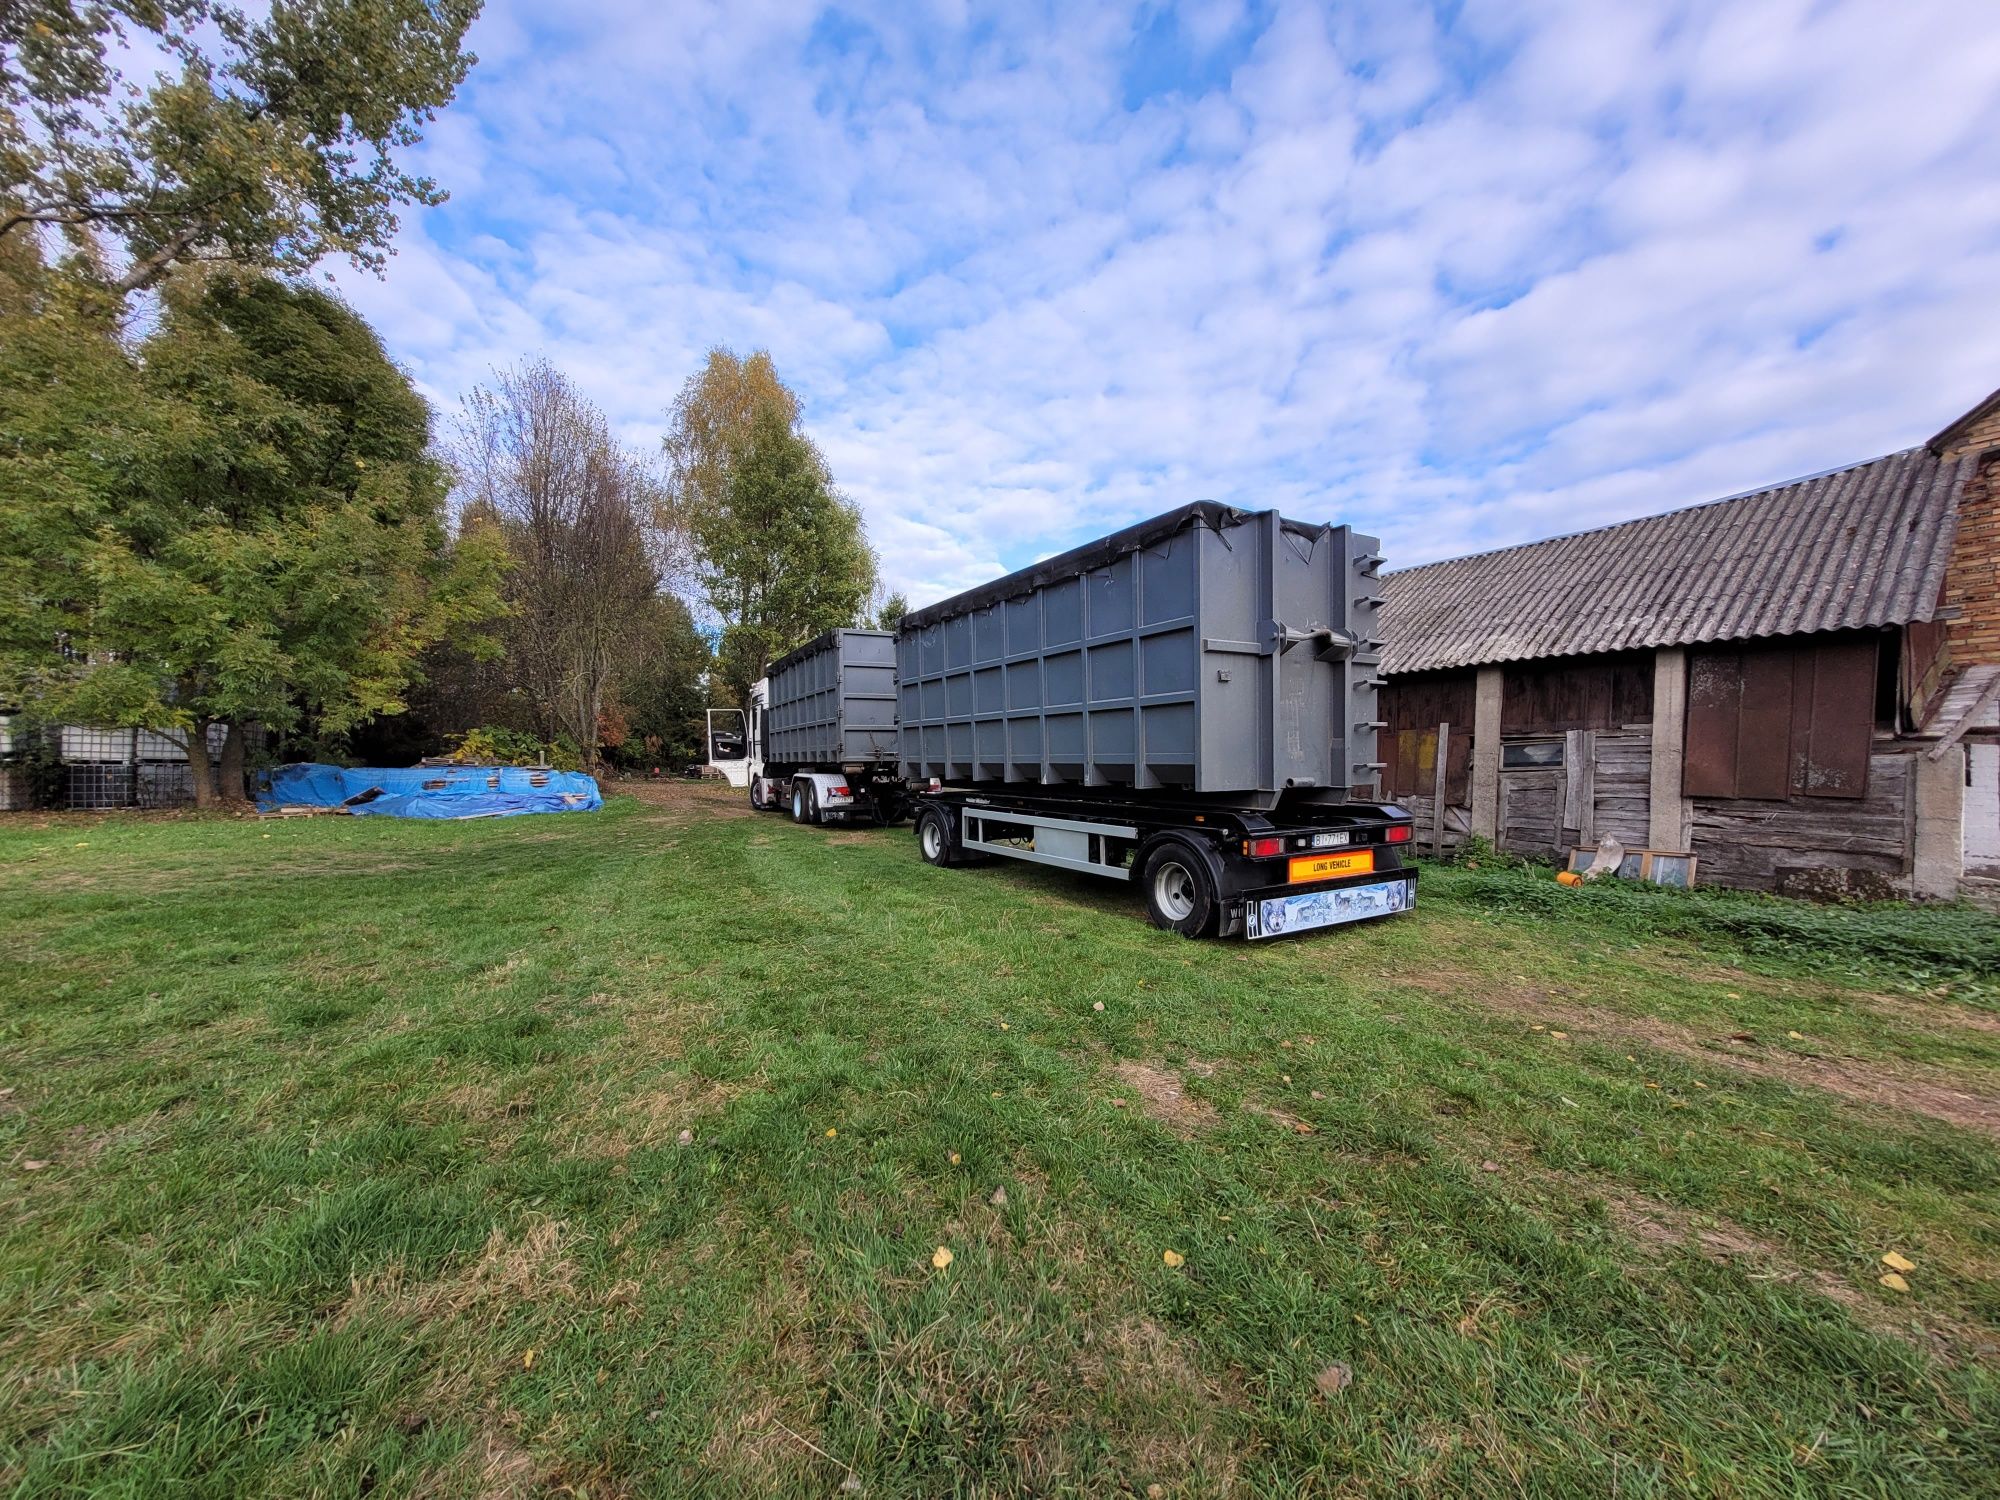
top-left (916, 807), bottom-right (955, 866)
top-left (1141, 842), bottom-right (1219, 938)
top-left (790, 781), bottom-right (812, 824)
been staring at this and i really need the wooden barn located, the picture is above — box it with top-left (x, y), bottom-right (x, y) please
top-left (1379, 389), bottom-right (2000, 903)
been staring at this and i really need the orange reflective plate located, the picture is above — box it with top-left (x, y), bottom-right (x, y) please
top-left (1288, 849), bottom-right (1375, 883)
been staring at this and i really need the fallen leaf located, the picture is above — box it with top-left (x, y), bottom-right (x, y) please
top-left (1162, 1249), bottom-right (1185, 1268)
top-left (1693, 1081), bottom-right (1707, 1089)
top-left (1550, 1030), bottom-right (1568, 1040)
top-left (1726, 991), bottom-right (1741, 999)
top-left (1879, 1272), bottom-right (1910, 1293)
top-left (1315, 1362), bottom-right (1353, 1398)
top-left (1787, 1031), bottom-right (1805, 1041)
top-left (522, 1350), bottom-right (537, 1370)
top-left (1092, 1001), bottom-right (1104, 1012)
top-left (22, 1159), bottom-right (50, 1171)
top-left (1882, 1250), bottom-right (1916, 1273)
top-left (1311, 1090), bottom-right (1325, 1100)
top-left (1111, 1098), bottom-right (1127, 1108)
top-left (825, 1128), bottom-right (837, 1138)
top-left (677, 1129), bottom-right (693, 1146)
top-left (1479, 1160), bottom-right (1500, 1173)
top-left (1728, 1032), bottom-right (1755, 1042)
top-left (989, 1186), bottom-right (1007, 1208)
top-left (1282, 1074), bottom-right (1292, 1083)
top-left (998, 1022), bottom-right (1009, 1030)
top-left (1147, 1486), bottom-right (1165, 1500)
top-left (931, 1245), bottom-right (954, 1270)
top-left (1293, 1122), bottom-right (1314, 1135)
top-left (949, 1152), bottom-right (961, 1165)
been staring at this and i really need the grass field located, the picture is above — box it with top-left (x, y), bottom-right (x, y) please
top-left (2, 783), bottom-right (1998, 1498)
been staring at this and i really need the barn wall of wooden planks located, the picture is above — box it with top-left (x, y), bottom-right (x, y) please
top-left (1379, 633), bottom-right (1943, 898)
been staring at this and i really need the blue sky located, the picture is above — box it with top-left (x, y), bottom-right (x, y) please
top-left (332, 0), bottom-right (2000, 607)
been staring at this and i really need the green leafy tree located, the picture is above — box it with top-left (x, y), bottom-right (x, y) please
top-left (874, 590), bottom-right (909, 631)
top-left (1, 271), bottom-right (506, 804)
top-left (1, 0), bottom-right (480, 297)
top-left (665, 349), bottom-right (877, 702)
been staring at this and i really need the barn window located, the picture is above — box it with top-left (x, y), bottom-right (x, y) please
top-left (1502, 740), bottom-right (1564, 769)
top-left (1684, 636), bottom-right (1878, 801)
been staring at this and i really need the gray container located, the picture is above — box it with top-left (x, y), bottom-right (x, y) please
top-left (765, 628), bottom-right (899, 768)
top-left (897, 503), bottom-right (1384, 806)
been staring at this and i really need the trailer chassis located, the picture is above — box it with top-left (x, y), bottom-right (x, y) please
top-left (911, 786), bottom-right (1415, 940)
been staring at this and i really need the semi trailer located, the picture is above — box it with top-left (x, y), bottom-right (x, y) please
top-left (704, 627), bottom-right (906, 824)
top-left (896, 502), bottom-right (1416, 939)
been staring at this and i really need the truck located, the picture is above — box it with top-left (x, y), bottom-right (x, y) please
top-left (704, 627), bottom-right (907, 825)
top-left (896, 502), bottom-right (1416, 939)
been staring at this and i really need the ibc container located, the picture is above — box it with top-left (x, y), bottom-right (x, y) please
top-left (896, 503), bottom-right (1385, 806)
top-left (764, 628), bottom-right (900, 768)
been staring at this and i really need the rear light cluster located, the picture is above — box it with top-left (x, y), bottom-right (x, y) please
top-left (1385, 823), bottom-right (1412, 843)
top-left (1244, 836), bottom-right (1284, 858)
top-left (831, 786), bottom-right (851, 798)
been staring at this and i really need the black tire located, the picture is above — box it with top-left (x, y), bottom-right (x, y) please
top-left (1140, 841), bottom-right (1219, 938)
top-left (749, 777), bottom-right (765, 811)
top-left (916, 807), bottom-right (956, 866)
top-left (790, 780), bottom-right (811, 824)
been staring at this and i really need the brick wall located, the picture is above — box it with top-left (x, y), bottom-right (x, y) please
top-left (1941, 451), bottom-right (2000, 665)
top-left (1937, 401), bottom-right (2000, 667)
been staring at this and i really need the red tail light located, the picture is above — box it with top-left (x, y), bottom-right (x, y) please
top-left (832, 786), bottom-right (851, 797)
top-left (1244, 836), bottom-right (1284, 857)
top-left (1385, 824), bottom-right (1412, 843)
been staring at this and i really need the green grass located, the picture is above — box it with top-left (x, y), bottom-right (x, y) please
top-left (2, 785), bottom-right (1997, 1497)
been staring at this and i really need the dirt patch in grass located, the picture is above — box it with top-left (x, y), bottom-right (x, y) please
top-left (1113, 1059), bottom-right (1219, 1135)
top-left (701, 1248), bottom-right (833, 1492)
top-left (1431, 978), bottom-right (2000, 1140)
top-left (1076, 1314), bottom-right (1249, 1495)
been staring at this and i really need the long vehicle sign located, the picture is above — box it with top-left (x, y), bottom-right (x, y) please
top-left (1288, 849), bottom-right (1374, 883)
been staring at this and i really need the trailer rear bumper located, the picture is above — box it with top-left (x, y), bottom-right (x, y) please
top-left (1237, 868), bottom-right (1416, 940)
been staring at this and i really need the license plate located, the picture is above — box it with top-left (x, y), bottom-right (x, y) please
top-left (1246, 876), bottom-right (1412, 939)
top-left (1310, 830), bottom-right (1350, 849)
top-left (1288, 849), bottom-right (1374, 882)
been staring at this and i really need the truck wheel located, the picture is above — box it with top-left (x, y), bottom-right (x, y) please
top-left (916, 808), bottom-right (955, 866)
top-left (790, 781), bottom-right (810, 824)
top-left (1141, 842), bottom-right (1219, 938)
top-left (750, 777), bottom-right (766, 811)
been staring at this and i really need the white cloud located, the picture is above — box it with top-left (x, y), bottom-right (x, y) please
top-left (333, 0), bottom-right (2000, 602)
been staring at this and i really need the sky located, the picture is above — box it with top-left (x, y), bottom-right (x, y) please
top-left (330, 0), bottom-right (2000, 607)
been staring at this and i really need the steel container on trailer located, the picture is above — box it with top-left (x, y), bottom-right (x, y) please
top-left (896, 503), bottom-right (1385, 805)
top-left (764, 628), bottom-right (900, 768)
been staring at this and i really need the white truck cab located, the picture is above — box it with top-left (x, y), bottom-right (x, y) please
top-left (705, 679), bottom-right (873, 823)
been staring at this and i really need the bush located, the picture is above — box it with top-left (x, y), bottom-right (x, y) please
top-left (444, 727), bottom-right (583, 772)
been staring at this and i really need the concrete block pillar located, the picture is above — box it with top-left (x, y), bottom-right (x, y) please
top-left (1469, 665), bottom-right (1503, 842)
top-left (1648, 647), bottom-right (1693, 851)
top-left (1911, 746), bottom-right (1965, 901)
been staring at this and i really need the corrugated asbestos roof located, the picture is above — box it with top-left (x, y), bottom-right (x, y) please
top-left (1380, 446), bottom-right (1970, 675)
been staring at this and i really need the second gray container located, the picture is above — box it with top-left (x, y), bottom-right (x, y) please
top-left (765, 628), bottom-right (899, 768)
top-left (897, 503), bottom-right (1385, 806)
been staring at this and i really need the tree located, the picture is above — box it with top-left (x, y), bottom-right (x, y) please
top-left (664, 349), bottom-right (877, 702)
top-left (0, 0), bottom-right (480, 299)
top-left (874, 591), bottom-right (909, 631)
top-left (454, 359), bottom-right (660, 769)
top-left (612, 593), bottom-right (713, 771)
top-left (0, 270), bottom-right (507, 804)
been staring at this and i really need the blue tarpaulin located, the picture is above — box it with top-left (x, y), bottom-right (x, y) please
top-left (257, 762), bottom-right (603, 819)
